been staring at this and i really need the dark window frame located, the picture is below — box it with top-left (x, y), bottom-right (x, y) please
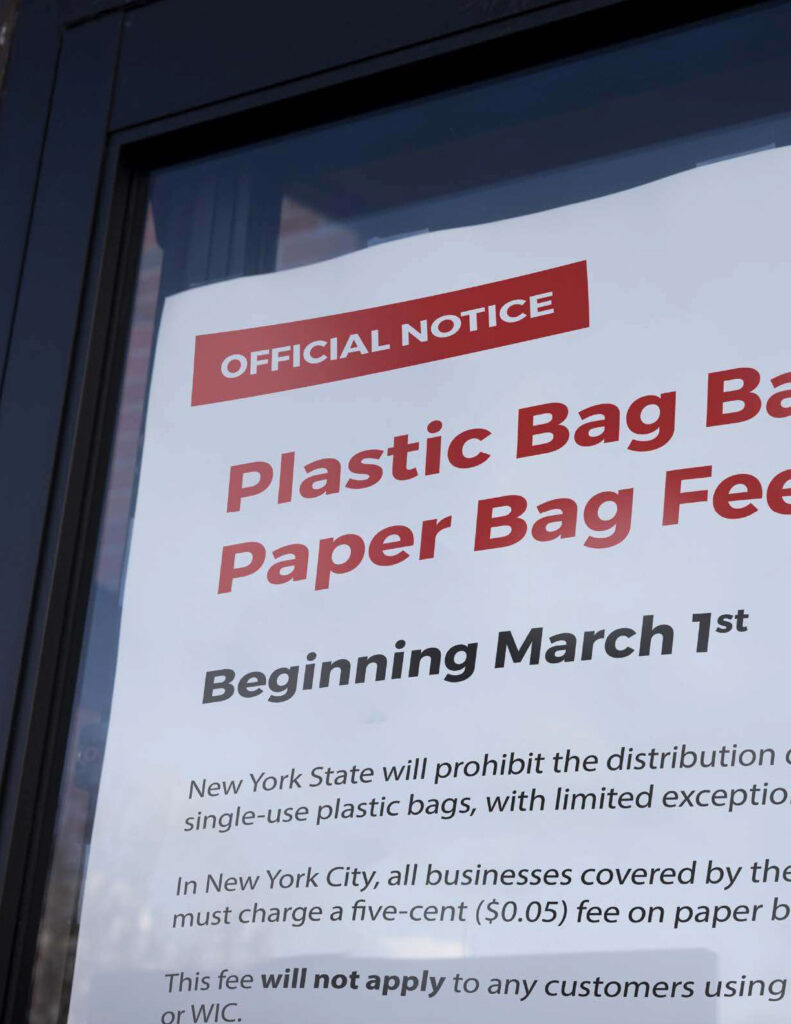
top-left (0, 0), bottom-right (774, 1018)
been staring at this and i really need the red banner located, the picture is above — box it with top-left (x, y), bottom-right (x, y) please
top-left (192, 260), bottom-right (589, 406)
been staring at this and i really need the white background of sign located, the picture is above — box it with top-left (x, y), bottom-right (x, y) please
top-left (69, 147), bottom-right (791, 1023)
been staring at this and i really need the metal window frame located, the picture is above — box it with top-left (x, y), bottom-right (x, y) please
top-left (0, 0), bottom-right (772, 1018)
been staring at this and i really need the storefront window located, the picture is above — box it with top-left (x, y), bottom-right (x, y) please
top-left (28, 5), bottom-right (791, 1021)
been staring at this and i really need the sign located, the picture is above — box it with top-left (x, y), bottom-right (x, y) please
top-left (69, 147), bottom-right (791, 1024)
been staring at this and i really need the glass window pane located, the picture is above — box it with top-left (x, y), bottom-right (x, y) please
top-left (27, 6), bottom-right (791, 1021)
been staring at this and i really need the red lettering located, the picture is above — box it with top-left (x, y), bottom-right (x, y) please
top-left (767, 469), bottom-right (791, 514)
top-left (278, 451), bottom-right (295, 504)
top-left (227, 462), bottom-right (273, 512)
top-left (346, 449), bottom-right (384, 489)
top-left (663, 466), bottom-right (712, 525)
top-left (767, 372), bottom-right (791, 418)
top-left (516, 402), bottom-right (569, 458)
top-left (299, 458), bottom-right (341, 498)
top-left (712, 474), bottom-right (762, 519)
top-left (266, 544), bottom-right (309, 584)
top-left (369, 526), bottom-right (414, 566)
top-left (315, 533), bottom-right (366, 590)
top-left (531, 498), bottom-right (577, 542)
top-left (218, 542), bottom-right (266, 593)
top-left (474, 495), bottom-right (528, 550)
top-left (419, 516), bottom-right (452, 559)
top-left (387, 434), bottom-right (420, 480)
top-left (626, 391), bottom-right (676, 451)
top-left (706, 367), bottom-right (761, 427)
top-left (574, 403), bottom-right (619, 447)
top-left (583, 489), bottom-right (633, 548)
top-left (447, 428), bottom-right (491, 468)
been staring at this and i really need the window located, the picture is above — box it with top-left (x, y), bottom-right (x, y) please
top-left (25, 5), bottom-right (791, 1020)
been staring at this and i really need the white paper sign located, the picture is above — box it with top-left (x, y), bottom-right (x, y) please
top-left (69, 146), bottom-right (791, 1024)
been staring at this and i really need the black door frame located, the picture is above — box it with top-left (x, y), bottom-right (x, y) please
top-left (0, 0), bottom-right (774, 1017)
